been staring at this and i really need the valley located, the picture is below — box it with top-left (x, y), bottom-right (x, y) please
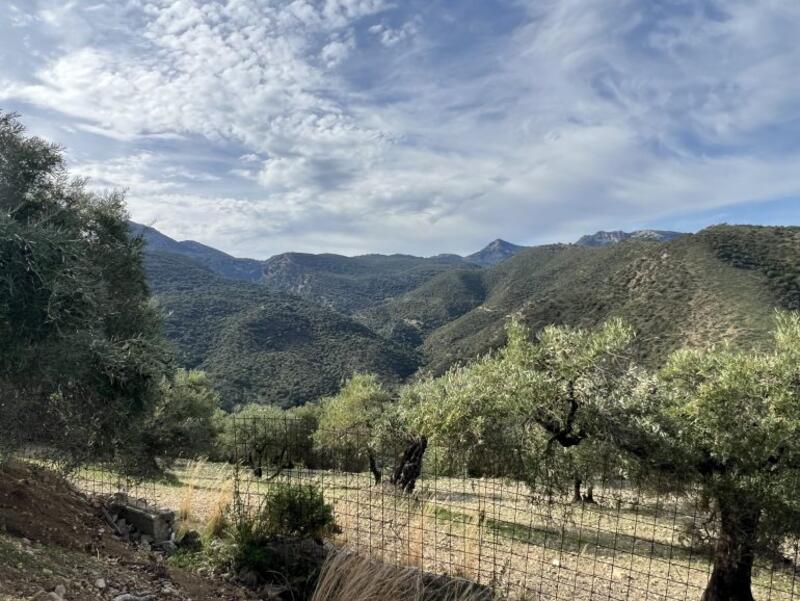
top-left (135, 222), bottom-right (800, 407)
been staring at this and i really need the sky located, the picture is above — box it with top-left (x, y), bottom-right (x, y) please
top-left (2, 0), bottom-right (800, 259)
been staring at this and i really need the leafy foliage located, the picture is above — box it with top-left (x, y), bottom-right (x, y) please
top-left (145, 369), bottom-right (221, 460)
top-left (0, 112), bottom-right (170, 462)
top-left (257, 483), bottom-right (339, 541)
top-left (314, 374), bottom-right (396, 477)
top-left (229, 481), bottom-right (337, 576)
top-left (216, 402), bottom-right (322, 468)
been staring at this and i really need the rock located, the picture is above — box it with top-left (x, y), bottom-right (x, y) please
top-left (54, 584), bottom-right (66, 598)
top-left (31, 592), bottom-right (61, 601)
top-left (175, 529), bottom-right (202, 552)
top-left (154, 540), bottom-right (177, 554)
top-left (95, 578), bottom-right (107, 589)
top-left (238, 568), bottom-right (260, 589)
top-left (108, 496), bottom-right (174, 543)
top-left (236, 537), bottom-right (328, 600)
top-left (112, 594), bottom-right (155, 601)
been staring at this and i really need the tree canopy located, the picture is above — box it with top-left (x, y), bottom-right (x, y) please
top-left (0, 111), bottom-right (170, 463)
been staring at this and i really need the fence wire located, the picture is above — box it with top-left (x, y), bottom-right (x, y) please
top-left (13, 416), bottom-right (800, 601)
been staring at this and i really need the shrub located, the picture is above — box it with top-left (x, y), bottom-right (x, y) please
top-left (230, 482), bottom-right (339, 580)
top-left (260, 483), bottom-right (339, 541)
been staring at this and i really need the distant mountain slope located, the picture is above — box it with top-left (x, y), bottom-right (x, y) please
top-left (466, 239), bottom-right (526, 266)
top-left (576, 229), bottom-right (684, 247)
top-left (137, 222), bottom-right (797, 406)
top-left (358, 267), bottom-right (486, 345)
top-left (131, 222), bottom-right (264, 281)
top-left (260, 252), bottom-right (466, 313)
top-left (373, 226), bottom-right (797, 375)
top-left (145, 251), bottom-right (419, 408)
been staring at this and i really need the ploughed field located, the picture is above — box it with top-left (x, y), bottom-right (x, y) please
top-left (65, 460), bottom-right (800, 601)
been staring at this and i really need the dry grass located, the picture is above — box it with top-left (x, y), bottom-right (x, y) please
top-left (177, 459), bottom-right (207, 523)
top-left (62, 460), bottom-right (800, 601)
top-left (204, 476), bottom-right (234, 539)
top-left (311, 551), bottom-right (492, 601)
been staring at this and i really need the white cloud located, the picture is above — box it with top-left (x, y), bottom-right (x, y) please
top-left (369, 19), bottom-right (418, 47)
top-left (1, 0), bottom-right (799, 257)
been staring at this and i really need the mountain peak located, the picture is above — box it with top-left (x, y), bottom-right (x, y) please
top-left (466, 239), bottom-right (526, 266)
top-left (576, 229), bottom-right (684, 247)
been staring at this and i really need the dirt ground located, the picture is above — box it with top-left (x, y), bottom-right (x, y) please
top-left (0, 460), bottom-right (257, 601)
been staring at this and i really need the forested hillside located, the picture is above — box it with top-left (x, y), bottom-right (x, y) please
top-left (140, 223), bottom-right (799, 405)
top-left (367, 226), bottom-right (798, 374)
top-left (145, 251), bottom-right (418, 408)
top-left (260, 251), bottom-right (467, 313)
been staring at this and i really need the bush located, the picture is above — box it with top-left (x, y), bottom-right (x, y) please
top-left (260, 483), bottom-right (339, 540)
top-left (230, 482), bottom-right (339, 580)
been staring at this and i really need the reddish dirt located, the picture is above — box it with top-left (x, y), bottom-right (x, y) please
top-left (0, 460), bottom-right (132, 556)
top-left (0, 460), bottom-right (257, 601)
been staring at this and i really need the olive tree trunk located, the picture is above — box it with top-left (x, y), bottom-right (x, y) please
top-left (572, 477), bottom-right (583, 503)
top-left (701, 497), bottom-right (760, 601)
top-left (391, 436), bottom-right (427, 493)
top-left (367, 448), bottom-right (382, 484)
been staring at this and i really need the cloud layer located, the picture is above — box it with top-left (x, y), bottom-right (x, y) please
top-left (2, 0), bottom-right (799, 257)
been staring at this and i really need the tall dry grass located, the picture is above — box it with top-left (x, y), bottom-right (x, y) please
top-left (311, 552), bottom-right (493, 601)
top-left (177, 459), bottom-right (207, 524)
top-left (204, 477), bottom-right (234, 539)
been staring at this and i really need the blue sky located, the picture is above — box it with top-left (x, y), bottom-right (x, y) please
top-left (1, 0), bottom-right (799, 258)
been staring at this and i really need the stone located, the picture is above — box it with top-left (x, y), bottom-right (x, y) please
top-left (112, 594), bottom-right (155, 601)
top-left (236, 537), bottom-right (328, 600)
top-left (95, 578), bottom-right (107, 589)
top-left (154, 540), bottom-right (177, 554)
top-left (31, 593), bottom-right (61, 601)
top-left (176, 529), bottom-right (202, 552)
top-left (108, 497), bottom-right (174, 543)
top-left (54, 584), bottom-right (66, 598)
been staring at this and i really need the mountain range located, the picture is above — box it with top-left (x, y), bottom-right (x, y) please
top-left (132, 222), bottom-right (800, 408)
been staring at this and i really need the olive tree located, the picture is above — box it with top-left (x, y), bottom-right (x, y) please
top-left (314, 374), bottom-right (393, 483)
top-left (494, 314), bottom-right (800, 601)
top-left (403, 318), bottom-right (636, 486)
top-left (0, 112), bottom-right (170, 465)
top-left (145, 369), bottom-right (221, 462)
top-left (218, 403), bottom-right (321, 473)
top-left (636, 314), bottom-right (800, 601)
top-left (399, 354), bottom-right (539, 479)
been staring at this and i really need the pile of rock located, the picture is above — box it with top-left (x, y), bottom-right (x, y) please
top-left (102, 493), bottom-right (199, 554)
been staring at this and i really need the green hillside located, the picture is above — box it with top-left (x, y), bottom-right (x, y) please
top-left (132, 221), bottom-right (264, 281)
top-left (142, 225), bottom-right (799, 405)
top-left (260, 252), bottom-right (467, 313)
top-left (145, 251), bottom-right (419, 408)
top-left (372, 226), bottom-right (797, 374)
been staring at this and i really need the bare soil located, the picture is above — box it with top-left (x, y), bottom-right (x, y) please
top-left (0, 460), bottom-right (256, 601)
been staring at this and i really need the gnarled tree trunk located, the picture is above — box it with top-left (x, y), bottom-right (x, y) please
top-left (701, 497), bottom-right (760, 601)
top-left (391, 436), bottom-right (427, 493)
top-left (367, 448), bottom-right (382, 484)
top-left (572, 477), bottom-right (583, 503)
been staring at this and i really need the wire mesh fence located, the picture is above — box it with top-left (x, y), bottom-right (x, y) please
top-left (11, 416), bottom-right (800, 601)
top-left (225, 417), bottom-right (800, 601)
